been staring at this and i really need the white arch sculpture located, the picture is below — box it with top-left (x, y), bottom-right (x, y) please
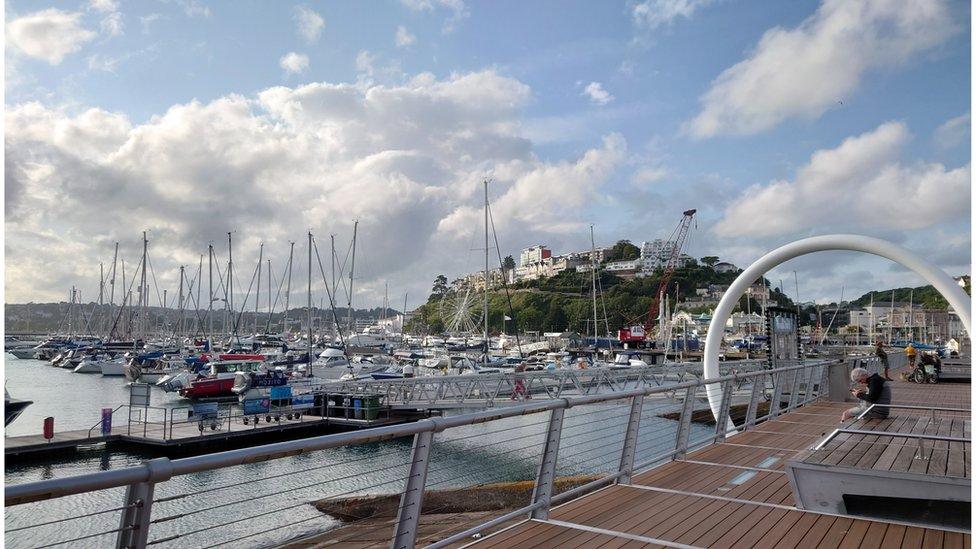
top-left (703, 234), bottom-right (972, 422)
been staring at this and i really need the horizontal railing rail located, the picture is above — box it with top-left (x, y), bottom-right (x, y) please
top-left (5, 358), bottom-right (838, 549)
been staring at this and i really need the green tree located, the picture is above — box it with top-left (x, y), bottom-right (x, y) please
top-left (604, 240), bottom-right (641, 263)
top-left (502, 255), bottom-right (516, 271)
top-left (544, 302), bottom-right (568, 332)
top-left (700, 256), bottom-right (719, 267)
top-left (430, 275), bottom-right (448, 299)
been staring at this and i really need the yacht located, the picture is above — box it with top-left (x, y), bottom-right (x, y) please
top-left (5, 389), bottom-right (32, 426)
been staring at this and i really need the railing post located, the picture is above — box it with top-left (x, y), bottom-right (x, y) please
top-left (714, 380), bottom-right (734, 441)
top-left (819, 363), bottom-right (830, 398)
top-left (744, 375), bottom-right (763, 428)
top-left (769, 372), bottom-right (784, 418)
top-left (530, 407), bottom-right (565, 520)
top-left (787, 369), bottom-right (800, 410)
top-left (116, 458), bottom-right (172, 549)
top-left (391, 429), bottom-right (434, 549)
top-left (673, 386), bottom-right (696, 460)
top-left (617, 395), bottom-right (644, 484)
top-left (803, 365), bottom-right (817, 405)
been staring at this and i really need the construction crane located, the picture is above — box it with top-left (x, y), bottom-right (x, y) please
top-left (618, 208), bottom-right (697, 346)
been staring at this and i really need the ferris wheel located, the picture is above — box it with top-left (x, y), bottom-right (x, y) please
top-left (438, 288), bottom-right (484, 334)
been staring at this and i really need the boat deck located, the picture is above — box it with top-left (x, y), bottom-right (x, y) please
top-left (469, 371), bottom-right (971, 548)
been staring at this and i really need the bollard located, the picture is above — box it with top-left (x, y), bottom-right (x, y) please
top-left (43, 417), bottom-right (54, 442)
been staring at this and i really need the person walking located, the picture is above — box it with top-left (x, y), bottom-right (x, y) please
top-left (875, 340), bottom-right (891, 380)
top-left (841, 367), bottom-right (891, 421)
top-left (905, 342), bottom-right (917, 370)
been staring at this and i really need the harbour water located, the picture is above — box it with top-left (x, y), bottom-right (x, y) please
top-left (4, 355), bottom-right (711, 548)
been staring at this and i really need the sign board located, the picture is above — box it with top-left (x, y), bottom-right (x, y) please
top-left (765, 307), bottom-right (801, 369)
top-left (100, 408), bottom-right (113, 435)
top-left (190, 402), bottom-right (219, 421)
top-left (129, 383), bottom-right (151, 407)
top-left (291, 394), bottom-right (315, 410)
top-left (250, 371), bottom-right (289, 388)
top-left (270, 386), bottom-right (292, 400)
top-left (243, 397), bottom-right (271, 415)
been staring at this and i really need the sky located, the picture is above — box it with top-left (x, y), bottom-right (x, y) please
top-left (4, 0), bottom-right (972, 313)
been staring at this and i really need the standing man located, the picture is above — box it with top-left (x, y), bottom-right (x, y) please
top-left (905, 342), bottom-right (917, 371)
top-left (875, 340), bottom-right (891, 380)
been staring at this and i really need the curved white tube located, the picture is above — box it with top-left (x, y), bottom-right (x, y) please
top-left (703, 234), bottom-right (972, 422)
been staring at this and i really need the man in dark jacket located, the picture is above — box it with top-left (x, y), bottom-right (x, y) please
top-left (875, 340), bottom-right (891, 380)
top-left (841, 367), bottom-right (891, 421)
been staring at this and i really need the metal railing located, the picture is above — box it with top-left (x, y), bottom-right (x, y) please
top-left (5, 359), bottom-right (837, 549)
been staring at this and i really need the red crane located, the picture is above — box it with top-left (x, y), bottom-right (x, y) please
top-left (618, 209), bottom-right (697, 346)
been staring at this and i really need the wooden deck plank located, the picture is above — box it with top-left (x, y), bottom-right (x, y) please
top-left (880, 524), bottom-right (907, 548)
top-left (766, 511), bottom-right (821, 547)
top-left (921, 529), bottom-right (945, 548)
top-left (816, 517), bottom-right (855, 548)
top-left (858, 521), bottom-right (890, 549)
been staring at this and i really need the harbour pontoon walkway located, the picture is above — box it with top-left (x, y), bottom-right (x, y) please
top-left (469, 377), bottom-right (971, 548)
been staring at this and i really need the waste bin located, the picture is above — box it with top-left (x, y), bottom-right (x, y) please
top-left (353, 398), bottom-right (364, 420)
top-left (364, 395), bottom-right (381, 421)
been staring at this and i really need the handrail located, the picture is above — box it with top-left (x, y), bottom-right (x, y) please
top-left (86, 404), bottom-right (126, 438)
top-left (6, 359), bottom-right (830, 506)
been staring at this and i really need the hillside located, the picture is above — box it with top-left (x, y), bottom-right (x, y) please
top-left (409, 261), bottom-right (792, 335)
top-left (4, 303), bottom-right (399, 334)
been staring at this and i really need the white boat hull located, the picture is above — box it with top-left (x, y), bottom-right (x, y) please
top-left (100, 360), bottom-right (126, 376)
top-left (73, 361), bottom-right (102, 373)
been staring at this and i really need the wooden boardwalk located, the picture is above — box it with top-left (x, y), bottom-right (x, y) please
top-left (469, 374), bottom-right (971, 548)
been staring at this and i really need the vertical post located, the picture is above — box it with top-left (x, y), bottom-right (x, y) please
top-left (116, 458), bottom-right (172, 549)
top-left (530, 407), bottom-right (565, 520)
top-left (769, 372), bottom-right (784, 418)
top-left (788, 369), bottom-right (800, 410)
top-left (714, 380), bottom-right (734, 441)
top-left (392, 430), bottom-right (434, 549)
top-left (744, 375), bottom-right (763, 428)
top-left (804, 365), bottom-right (817, 404)
top-left (819, 363), bottom-right (830, 398)
top-left (617, 395), bottom-right (644, 484)
top-left (674, 386), bottom-right (696, 459)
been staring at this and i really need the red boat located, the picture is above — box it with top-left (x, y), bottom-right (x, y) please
top-left (179, 359), bottom-right (265, 399)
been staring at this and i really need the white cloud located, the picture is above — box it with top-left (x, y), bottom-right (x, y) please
top-left (582, 82), bottom-right (613, 106)
top-left (687, 0), bottom-right (957, 138)
top-left (632, 0), bottom-right (714, 29)
top-left (279, 52), bottom-right (309, 75)
top-left (100, 12), bottom-right (124, 36)
top-left (630, 166), bottom-right (668, 186)
top-left (7, 9), bottom-right (97, 65)
top-left (6, 70), bottom-right (600, 304)
top-left (400, 0), bottom-right (467, 33)
top-left (395, 25), bottom-right (416, 47)
top-left (140, 13), bottom-right (163, 34)
top-left (176, 0), bottom-right (211, 18)
top-left (934, 112), bottom-right (970, 149)
top-left (294, 6), bottom-right (325, 43)
top-left (714, 121), bottom-right (971, 237)
top-left (88, 0), bottom-right (118, 13)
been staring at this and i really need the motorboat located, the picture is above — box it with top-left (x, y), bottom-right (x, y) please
top-left (100, 356), bottom-right (127, 376)
top-left (5, 389), bottom-right (32, 426)
top-left (73, 354), bottom-right (113, 373)
top-left (179, 358), bottom-right (266, 400)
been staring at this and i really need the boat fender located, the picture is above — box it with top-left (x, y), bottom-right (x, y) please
top-left (243, 417), bottom-right (249, 425)
top-left (265, 415), bottom-right (272, 423)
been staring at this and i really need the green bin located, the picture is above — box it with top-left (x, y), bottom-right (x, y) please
top-left (364, 395), bottom-right (382, 421)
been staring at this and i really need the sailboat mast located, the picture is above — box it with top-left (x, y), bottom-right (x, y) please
top-left (266, 259), bottom-right (272, 333)
top-left (590, 224), bottom-right (598, 342)
top-left (99, 263), bottom-right (104, 306)
top-left (307, 231), bottom-right (313, 371)
top-left (178, 265), bottom-right (185, 336)
top-left (141, 231), bottom-right (148, 340)
top-left (255, 243), bottom-right (263, 335)
top-left (483, 180), bottom-right (489, 364)
top-left (347, 221), bottom-right (358, 334)
top-left (228, 232), bottom-right (234, 340)
top-left (109, 242), bottom-right (118, 306)
top-left (284, 242), bottom-right (294, 334)
top-left (208, 244), bottom-right (214, 340)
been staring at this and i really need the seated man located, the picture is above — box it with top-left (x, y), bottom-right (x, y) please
top-left (841, 367), bottom-right (891, 421)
